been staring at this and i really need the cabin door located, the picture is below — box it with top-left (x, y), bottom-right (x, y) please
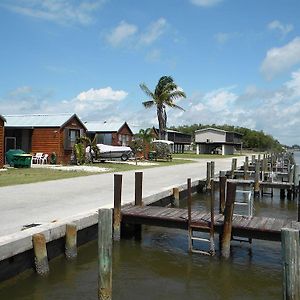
top-left (5, 137), bottom-right (16, 152)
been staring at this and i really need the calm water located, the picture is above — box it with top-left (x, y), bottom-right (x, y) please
top-left (0, 153), bottom-right (299, 300)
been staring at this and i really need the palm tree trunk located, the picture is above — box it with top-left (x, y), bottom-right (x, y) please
top-left (157, 106), bottom-right (165, 139)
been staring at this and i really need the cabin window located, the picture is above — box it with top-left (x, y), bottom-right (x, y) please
top-left (96, 133), bottom-right (112, 145)
top-left (119, 134), bottom-right (130, 146)
top-left (64, 128), bottom-right (80, 150)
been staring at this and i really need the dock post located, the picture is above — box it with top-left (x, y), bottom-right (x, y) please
top-left (206, 162), bottom-right (212, 190)
top-left (298, 181), bottom-right (300, 222)
top-left (32, 233), bottom-right (49, 276)
top-left (113, 174), bottom-right (122, 241)
top-left (251, 155), bottom-right (255, 165)
top-left (219, 174), bottom-right (227, 214)
top-left (135, 172), bottom-right (143, 206)
top-left (231, 158), bottom-right (237, 179)
top-left (134, 172), bottom-right (143, 240)
top-left (281, 228), bottom-right (300, 300)
top-left (221, 182), bottom-right (237, 259)
top-left (211, 161), bottom-right (215, 180)
top-left (98, 209), bottom-right (113, 300)
top-left (244, 156), bottom-right (249, 180)
top-left (210, 180), bottom-right (215, 255)
top-left (173, 187), bottom-right (180, 207)
top-left (187, 178), bottom-right (192, 252)
top-left (65, 223), bottom-right (77, 259)
top-left (254, 159), bottom-right (260, 197)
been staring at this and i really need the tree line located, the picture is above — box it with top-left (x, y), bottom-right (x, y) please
top-left (169, 123), bottom-right (283, 152)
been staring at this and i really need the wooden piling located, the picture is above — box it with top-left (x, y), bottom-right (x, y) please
top-left (210, 180), bottom-right (215, 255)
top-left (254, 159), bottom-right (260, 197)
top-left (298, 181), bottom-right (300, 222)
top-left (65, 223), bottom-right (77, 259)
top-left (211, 161), bottom-right (215, 180)
top-left (98, 209), bottom-right (113, 300)
top-left (231, 158), bottom-right (237, 179)
top-left (187, 178), bottom-right (192, 252)
top-left (206, 162), bottom-right (211, 190)
top-left (221, 182), bottom-right (237, 259)
top-left (173, 187), bottom-right (180, 207)
top-left (32, 233), bottom-right (49, 276)
top-left (281, 228), bottom-right (300, 300)
top-left (219, 175), bottom-right (227, 214)
top-left (135, 172), bottom-right (143, 206)
top-left (244, 156), bottom-right (249, 180)
top-left (113, 174), bottom-right (122, 240)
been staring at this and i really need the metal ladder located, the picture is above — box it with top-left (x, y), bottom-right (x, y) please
top-left (232, 189), bottom-right (253, 244)
top-left (234, 189), bottom-right (253, 218)
top-left (187, 178), bottom-right (215, 256)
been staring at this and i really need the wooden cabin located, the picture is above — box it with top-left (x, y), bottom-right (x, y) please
top-left (195, 127), bottom-right (242, 155)
top-left (3, 113), bottom-right (87, 164)
top-left (0, 115), bottom-right (5, 168)
top-left (86, 121), bottom-right (133, 146)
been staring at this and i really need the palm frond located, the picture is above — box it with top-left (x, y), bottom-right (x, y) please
top-left (143, 100), bottom-right (155, 108)
top-left (140, 83), bottom-right (154, 98)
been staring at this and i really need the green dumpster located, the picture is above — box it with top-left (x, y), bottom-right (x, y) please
top-left (12, 154), bottom-right (32, 168)
top-left (5, 149), bottom-right (25, 166)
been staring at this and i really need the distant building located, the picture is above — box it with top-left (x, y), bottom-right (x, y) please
top-left (195, 127), bottom-right (242, 155)
top-left (0, 115), bottom-right (6, 168)
top-left (153, 128), bottom-right (192, 153)
top-left (86, 121), bottom-right (133, 146)
top-left (3, 113), bottom-right (87, 164)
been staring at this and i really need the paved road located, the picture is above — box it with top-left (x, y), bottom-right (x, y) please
top-left (0, 157), bottom-right (244, 237)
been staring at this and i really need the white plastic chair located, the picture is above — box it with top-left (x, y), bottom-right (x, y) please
top-left (40, 154), bottom-right (49, 164)
top-left (32, 153), bottom-right (44, 164)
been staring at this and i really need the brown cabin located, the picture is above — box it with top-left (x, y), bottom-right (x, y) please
top-left (86, 121), bottom-right (133, 146)
top-left (0, 115), bottom-right (5, 168)
top-left (3, 113), bottom-right (87, 164)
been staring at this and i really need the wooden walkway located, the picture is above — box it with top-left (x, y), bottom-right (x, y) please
top-left (121, 205), bottom-right (300, 242)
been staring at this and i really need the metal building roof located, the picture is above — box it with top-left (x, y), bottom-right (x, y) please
top-left (86, 121), bottom-right (125, 132)
top-left (3, 113), bottom-right (78, 128)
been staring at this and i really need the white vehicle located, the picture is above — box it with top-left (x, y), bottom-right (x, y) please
top-left (86, 144), bottom-right (132, 162)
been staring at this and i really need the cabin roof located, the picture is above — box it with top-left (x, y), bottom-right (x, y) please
top-left (86, 121), bottom-right (131, 133)
top-left (195, 127), bottom-right (242, 136)
top-left (3, 113), bottom-right (86, 129)
top-left (0, 115), bottom-right (6, 123)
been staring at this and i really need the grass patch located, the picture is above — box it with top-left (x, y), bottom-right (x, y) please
top-left (0, 159), bottom-right (194, 187)
top-left (0, 168), bottom-right (94, 187)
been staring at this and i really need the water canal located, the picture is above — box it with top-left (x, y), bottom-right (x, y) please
top-left (0, 152), bottom-right (299, 299)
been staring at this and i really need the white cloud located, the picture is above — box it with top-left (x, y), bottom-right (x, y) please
top-left (268, 20), bottom-right (293, 37)
top-left (106, 21), bottom-right (138, 47)
top-left (285, 69), bottom-right (300, 98)
top-left (260, 37), bottom-right (300, 80)
top-left (205, 90), bottom-right (237, 111)
top-left (105, 18), bottom-right (168, 51)
top-left (76, 87), bottom-right (128, 102)
top-left (1, 0), bottom-right (106, 25)
top-left (214, 32), bottom-right (240, 44)
top-left (190, 0), bottom-right (222, 7)
top-left (139, 18), bottom-right (167, 45)
top-left (146, 49), bottom-right (161, 62)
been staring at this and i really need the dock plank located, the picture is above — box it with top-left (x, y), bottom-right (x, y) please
top-left (121, 206), bottom-right (300, 242)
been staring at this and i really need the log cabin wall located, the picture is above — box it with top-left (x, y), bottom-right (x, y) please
top-left (0, 119), bottom-right (4, 168)
top-left (59, 116), bottom-right (86, 164)
top-left (31, 127), bottom-right (61, 161)
top-left (113, 123), bottom-right (133, 146)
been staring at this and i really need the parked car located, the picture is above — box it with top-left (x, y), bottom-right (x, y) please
top-left (86, 144), bottom-right (132, 162)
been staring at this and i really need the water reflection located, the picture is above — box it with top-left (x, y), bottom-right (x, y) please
top-left (1, 183), bottom-right (298, 299)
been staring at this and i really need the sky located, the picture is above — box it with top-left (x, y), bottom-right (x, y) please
top-left (0, 0), bottom-right (300, 145)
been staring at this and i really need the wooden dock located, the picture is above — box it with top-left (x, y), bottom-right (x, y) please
top-left (121, 205), bottom-right (300, 242)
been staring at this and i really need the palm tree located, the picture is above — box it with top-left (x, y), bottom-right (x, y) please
top-left (140, 76), bottom-right (186, 139)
